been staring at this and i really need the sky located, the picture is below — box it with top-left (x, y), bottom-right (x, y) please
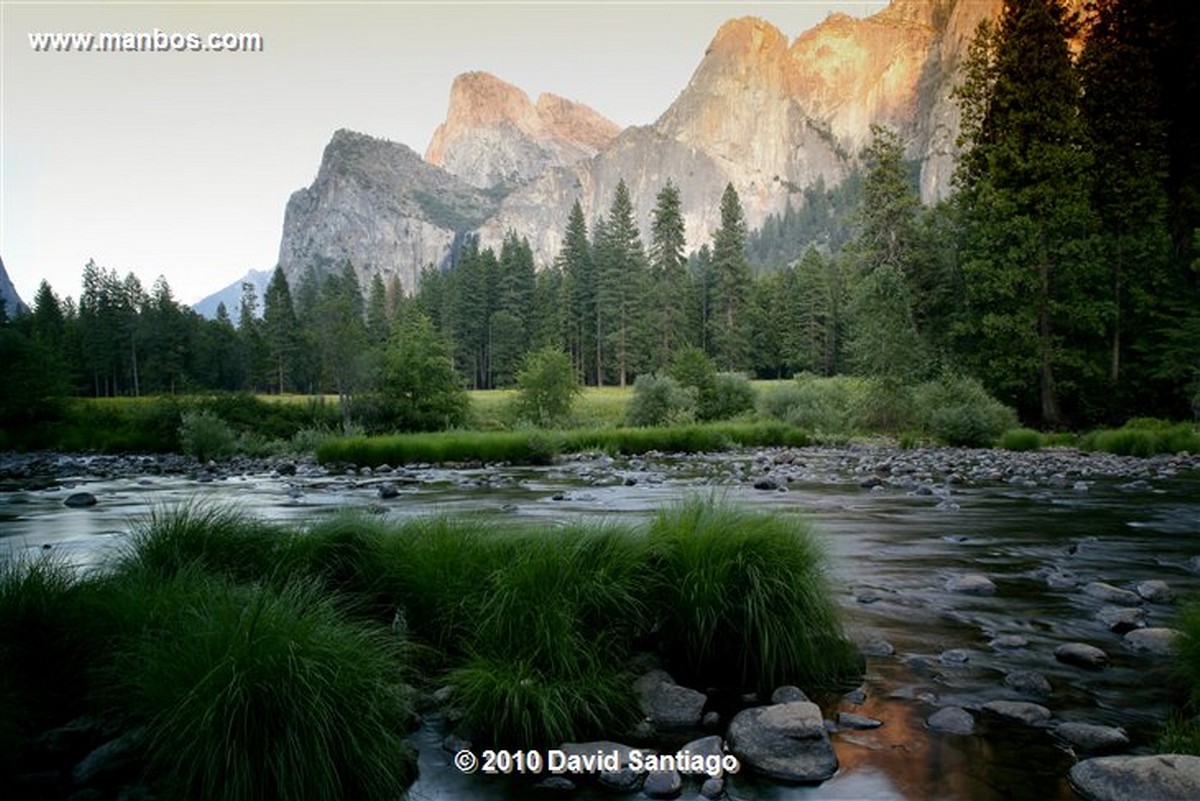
top-left (2, 0), bottom-right (886, 307)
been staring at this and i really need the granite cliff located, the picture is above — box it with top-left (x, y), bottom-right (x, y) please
top-left (0, 256), bottom-right (28, 317)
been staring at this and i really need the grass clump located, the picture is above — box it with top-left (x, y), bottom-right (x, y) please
top-left (1081, 418), bottom-right (1200, 457)
top-left (646, 498), bottom-right (860, 694)
top-left (101, 574), bottom-right (415, 801)
top-left (1000, 427), bottom-right (1043, 451)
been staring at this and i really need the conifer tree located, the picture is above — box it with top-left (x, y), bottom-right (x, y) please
top-left (709, 184), bottom-right (752, 371)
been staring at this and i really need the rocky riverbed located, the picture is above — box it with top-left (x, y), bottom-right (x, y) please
top-left (4, 443), bottom-right (1200, 800)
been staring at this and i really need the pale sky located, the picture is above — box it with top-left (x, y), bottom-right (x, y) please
top-left (2, 0), bottom-right (886, 306)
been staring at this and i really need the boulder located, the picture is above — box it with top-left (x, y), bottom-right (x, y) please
top-left (1054, 722), bottom-right (1129, 752)
top-left (558, 741), bottom-right (644, 791)
top-left (1004, 670), bottom-right (1051, 698)
top-left (64, 492), bottom-right (97, 508)
top-left (770, 685), bottom-right (809, 704)
top-left (836, 712), bottom-right (883, 730)
top-left (1055, 642), bottom-right (1109, 670)
top-left (926, 706), bottom-right (974, 734)
top-left (946, 574), bottom-right (996, 595)
top-left (633, 670), bottom-right (707, 728)
top-left (982, 700), bottom-right (1052, 727)
top-left (1124, 627), bottom-right (1180, 657)
top-left (1135, 580), bottom-right (1175, 604)
top-left (1096, 606), bottom-right (1147, 633)
top-left (700, 776), bottom-right (725, 798)
top-left (1083, 582), bottom-right (1141, 606)
top-left (642, 768), bottom-right (683, 798)
top-left (72, 729), bottom-right (144, 787)
top-left (727, 702), bottom-right (837, 783)
top-left (1069, 754), bottom-right (1200, 801)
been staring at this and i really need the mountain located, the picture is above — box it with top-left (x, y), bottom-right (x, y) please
top-left (276, 129), bottom-right (499, 295)
top-left (425, 71), bottom-right (621, 191)
top-left (476, 0), bottom-right (1000, 264)
top-left (273, 0), bottom-right (1003, 291)
top-left (0, 256), bottom-right (28, 317)
top-left (192, 268), bottom-right (272, 320)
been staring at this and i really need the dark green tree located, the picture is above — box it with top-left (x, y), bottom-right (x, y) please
top-left (709, 184), bottom-right (752, 371)
top-left (557, 201), bottom-right (596, 383)
top-left (512, 346), bottom-right (580, 427)
top-left (263, 266), bottom-right (299, 394)
top-left (378, 308), bottom-right (469, 431)
top-left (648, 181), bottom-right (691, 371)
top-left (595, 181), bottom-right (649, 386)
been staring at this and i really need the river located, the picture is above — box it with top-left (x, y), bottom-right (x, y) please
top-left (3, 445), bottom-right (1199, 800)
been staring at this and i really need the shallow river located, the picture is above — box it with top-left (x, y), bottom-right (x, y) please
top-left (3, 446), bottom-right (1199, 801)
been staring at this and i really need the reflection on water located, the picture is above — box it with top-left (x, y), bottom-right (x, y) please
top-left (3, 451), bottom-right (1199, 800)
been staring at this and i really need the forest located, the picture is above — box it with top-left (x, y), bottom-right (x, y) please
top-left (2, 0), bottom-right (1197, 432)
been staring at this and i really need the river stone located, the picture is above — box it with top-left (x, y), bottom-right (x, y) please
top-left (377, 482), bottom-right (400, 499)
top-left (64, 492), bottom-right (97, 508)
top-left (1124, 627), bottom-right (1180, 656)
top-left (1056, 642), bottom-right (1109, 669)
top-left (1069, 754), bottom-right (1200, 801)
top-left (642, 768), bottom-right (682, 798)
top-left (1055, 722), bottom-right (1130, 752)
top-left (1083, 582), bottom-right (1142, 606)
top-left (940, 648), bottom-right (970, 664)
top-left (558, 741), bottom-right (644, 791)
top-left (1004, 669), bottom-right (1051, 698)
top-left (926, 706), bottom-right (974, 734)
top-left (1135, 580), bottom-right (1176, 604)
top-left (946, 574), bottom-right (997, 596)
top-left (633, 670), bottom-right (706, 728)
top-left (770, 685), bottom-right (809, 704)
top-left (1096, 606), bottom-right (1147, 633)
top-left (982, 700), bottom-right (1052, 726)
top-left (535, 776), bottom-right (576, 791)
top-left (73, 729), bottom-right (144, 786)
top-left (681, 735), bottom-right (724, 761)
top-left (727, 701), bottom-right (837, 783)
top-left (990, 634), bottom-right (1029, 650)
top-left (1046, 570), bottom-right (1079, 590)
top-left (700, 776), bottom-right (725, 798)
top-left (837, 712), bottom-right (883, 730)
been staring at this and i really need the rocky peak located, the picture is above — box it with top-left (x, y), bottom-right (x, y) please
top-left (425, 71), bottom-right (620, 190)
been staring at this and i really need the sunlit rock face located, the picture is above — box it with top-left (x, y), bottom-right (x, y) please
top-left (425, 71), bottom-right (620, 191)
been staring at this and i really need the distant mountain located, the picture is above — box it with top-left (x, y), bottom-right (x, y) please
top-left (192, 268), bottom-right (272, 320)
top-left (0, 256), bottom-right (28, 317)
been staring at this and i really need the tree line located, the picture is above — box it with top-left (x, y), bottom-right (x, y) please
top-left (2, 0), bottom-right (1196, 430)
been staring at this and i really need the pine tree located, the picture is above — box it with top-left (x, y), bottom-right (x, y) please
top-left (595, 180), bottom-right (649, 387)
top-left (709, 184), bottom-right (752, 371)
top-left (556, 201), bottom-right (595, 383)
top-left (649, 181), bottom-right (691, 371)
top-left (263, 266), bottom-right (299, 394)
top-left (953, 0), bottom-right (1104, 425)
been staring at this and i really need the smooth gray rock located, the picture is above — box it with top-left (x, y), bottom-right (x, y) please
top-left (633, 670), bottom-right (706, 728)
top-left (982, 700), bottom-right (1052, 726)
top-left (1124, 627), bottom-right (1180, 656)
top-left (1135, 580), bottom-right (1175, 604)
top-left (1056, 642), bottom-right (1109, 669)
top-left (940, 648), bottom-right (970, 664)
top-left (700, 776), bottom-right (725, 798)
top-left (559, 741), bottom-right (644, 791)
top-left (926, 706), bottom-right (974, 734)
top-left (642, 768), bottom-right (682, 798)
top-left (1096, 606), bottom-right (1147, 633)
top-left (727, 701), bottom-right (837, 783)
top-left (64, 492), bottom-right (97, 508)
top-left (1054, 722), bottom-right (1130, 752)
top-left (1069, 754), bottom-right (1200, 801)
top-left (1004, 669), bottom-right (1051, 698)
top-left (1083, 582), bottom-right (1142, 606)
top-left (681, 735), bottom-right (724, 761)
top-left (770, 685), bottom-right (809, 704)
top-left (837, 712), bottom-right (883, 730)
top-left (1046, 570), bottom-right (1079, 590)
top-left (946, 574), bottom-right (996, 595)
top-left (535, 776), bottom-right (576, 791)
top-left (72, 729), bottom-right (143, 787)
top-left (990, 634), bottom-right (1030, 649)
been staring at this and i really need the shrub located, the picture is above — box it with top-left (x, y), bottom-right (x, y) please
top-left (705, 373), bottom-right (757, 421)
top-left (99, 575), bottom-right (416, 801)
top-left (913, 375), bottom-right (1018, 447)
top-left (511, 348), bottom-right (581, 428)
top-left (758, 375), bottom-right (867, 436)
top-left (646, 499), bottom-right (860, 693)
top-left (1000, 427), bottom-right (1042, 451)
top-left (626, 373), bottom-right (697, 427)
top-left (378, 312), bottom-right (470, 432)
top-left (178, 410), bottom-right (237, 461)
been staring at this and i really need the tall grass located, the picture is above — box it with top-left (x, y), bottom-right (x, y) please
top-left (99, 573), bottom-right (416, 801)
top-left (1081, 418), bottom-right (1200, 457)
top-left (1000, 427), bottom-right (1043, 451)
top-left (646, 499), bottom-right (860, 693)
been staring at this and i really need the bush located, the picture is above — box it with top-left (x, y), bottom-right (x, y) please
top-left (913, 375), bottom-right (1018, 447)
top-left (626, 373), bottom-right (697, 427)
top-left (705, 373), bottom-right (757, 421)
top-left (378, 312), bottom-right (470, 432)
top-left (100, 574), bottom-right (416, 801)
top-left (511, 348), bottom-right (580, 428)
top-left (178, 410), bottom-right (237, 461)
top-left (1000, 427), bottom-right (1042, 451)
top-left (758, 375), bottom-right (867, 436)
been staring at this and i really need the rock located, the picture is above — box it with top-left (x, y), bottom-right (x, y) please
top-left (1069, 754), bottom-right (1200, 801)
top-left (946, 574), bottom-right (996, 595)
top-left (701, 711), bottom-right (721, 729)
top-left (1055, 642), bottom-right (1109, 670)
top-left (1004, 670), bottom-right (1051, 698)
top-left (727, 701), bottom-right (837, 783)
top-left (926, 706), bottom-right (974, 734)
top-left (843, 687), bottom-right (867, 705)
top-left (1054, 722), bottom-right (1130, 752)
top-left (858, 637), bottom-right (894, 657)
top-left (753, 477), bottom-right (778, 491)
top-left (982, 700), bottom-right (1052, 726)
top-left (990, 634), bottom-right (1030, 649)
top-left (633, 670), bottom-right (707, 728)
top-left (377, 482), bottom-right (400, 499)
top-left (681, 735), bottom-right (725, 761)
top-left (642, 768), bottom-right (682, 798)
top-left (940, 648), bottom-right (970, 664)
top-left (700, 775), bottom-right (725, 798)
top-left (1135, 580), bottom-right (1175, 604)
top-left (64, 492), bottom-right (97, 508)
top-left (72, 729), bottom-right (144, 787)
top-left (837, 712), bottom-right (883, 730)
top-left (535, 776), bottom-right (576, 791)
top-left (558, 741), bottom-right (644, 792)
top-left (1046, 570), bottom-right (1079, 590)
top-left (1096, 606), bottom-right (1147, 633)
top-left (1083, 582), bottom-right (1142, 606)
top-left (1124, 627), bottom-right (1180, 656)
top-left (769, 685), bottom-right (809, 704)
